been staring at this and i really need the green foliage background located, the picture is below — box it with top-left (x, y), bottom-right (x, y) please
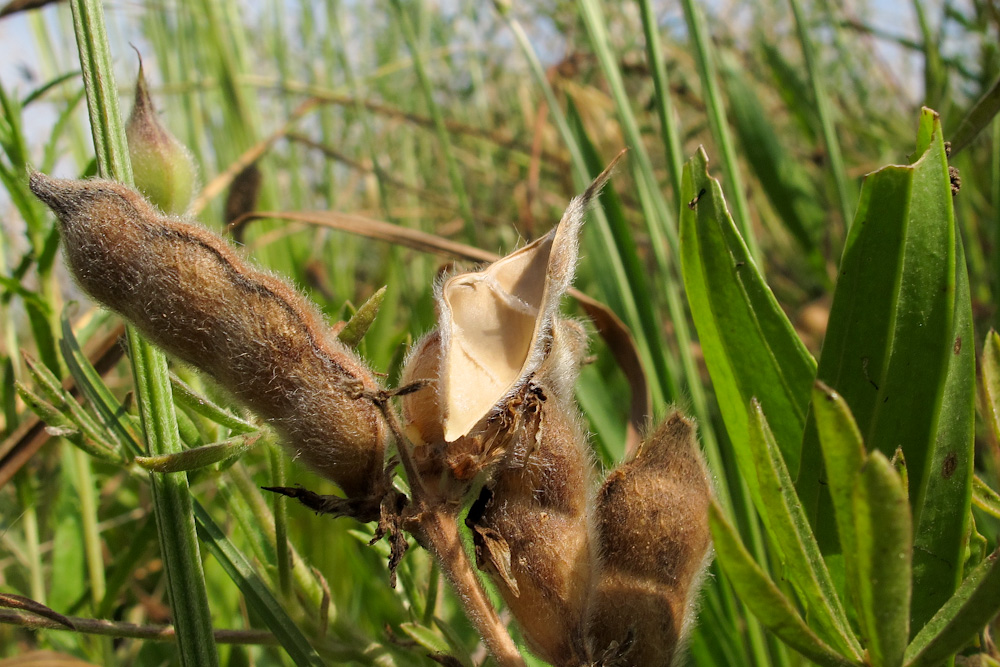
top-left (0, 0), bottom-right (998, 665)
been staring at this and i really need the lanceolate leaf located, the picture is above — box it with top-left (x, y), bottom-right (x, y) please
top-left (747, 400), bottom-right (860, 660)
top-left (903, 549), bottom-right (1000, 667)
top-left (798, 110), bottom-right (973, 629)
top-left (853, 452), bottom-right (912, 667)
top-left (708, 501), bottom-right (860, 667)
top-left (811, 382), bottom-right (865, 613)
top-left (680, 148), bottom-right (816, 498)
top-left (980, 329), bottom-right (1000, 446)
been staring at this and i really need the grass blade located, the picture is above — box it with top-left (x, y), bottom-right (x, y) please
top-left (853, 452), bottom-right (912, 667)
top-left (193, 501), bottom-right (326, 667)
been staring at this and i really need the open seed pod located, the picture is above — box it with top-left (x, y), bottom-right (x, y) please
top-left (29, 174), bottom-right (388, 512)
top-left (400, 154), bottom-right (622, 497)
top-left (590, 411), bottom-right (713, 666)
top-left (468, 318), bottom-right (597, 667)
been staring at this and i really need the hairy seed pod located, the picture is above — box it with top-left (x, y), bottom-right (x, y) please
top-left (590, 411), bottom-right (713, 666)
top-left (30, 173), bottom-right (387, 502)
top-left (469, 320), bottom-right (597, 666)
top-left (399, 155), bottom-right (622, 498)
top-left (125, 59), bottom-right (197, 216)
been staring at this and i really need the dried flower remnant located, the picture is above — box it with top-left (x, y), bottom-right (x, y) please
top-left (469, 319), bottom-right (597, 667)
top-left (29, 173), bottom-right (387, 511)
top-left (590, 412), bottom-right (713, 666)
top-left (125, 55), bottom-right (198, 216)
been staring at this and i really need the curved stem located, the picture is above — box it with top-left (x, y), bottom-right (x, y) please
top-left (419, 507), bottom-right (526, 667)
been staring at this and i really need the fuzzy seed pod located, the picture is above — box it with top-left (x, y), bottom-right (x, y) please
top-left (125, 59), bottom-right (198, 215)
top-left (590, 412), bottom-right (713, 666)
top-left (470, 319), bottom-right (597, 666)
top-left (399, 156), bottom-right (621, 497)
top-left (29, 173), bottom-right (386, 502)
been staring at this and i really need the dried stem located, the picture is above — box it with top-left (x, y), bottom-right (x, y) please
top-left (0, 609), bottom-right (277, 645)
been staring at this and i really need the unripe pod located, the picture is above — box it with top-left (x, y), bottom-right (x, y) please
top-left (125, 60), bottom-right (198, 216)
top-left (29, 173), bottom-right (387, 502)
top-left (470, 320), bottom-right (597, 667)
top-left (590, 411), bottom-right (713, 666)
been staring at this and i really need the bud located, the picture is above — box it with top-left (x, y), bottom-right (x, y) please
top-left (125, 57), bottom-right (198, 215)
top-left (469, 319), bottom-right (597, 666)
top-left (29, 173), bottom-right (386, 505)
top-left (590, 411), bottom-right (713, 666)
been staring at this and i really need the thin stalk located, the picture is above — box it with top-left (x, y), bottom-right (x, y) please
top-left (70, 445), bottom-right (112, 662)
top-left (68, 1), bottom-right (218, 664)
top-left (637, 0), bottom-right (685, 200)
top-left (419, 508), bottom-right (525, 667)
top-left (994, 114), bottom-right (1000, 326)
top-left (680, 0), bottom-right (760, 263)
top-left (14, 472), bottom-right (45, 604)
top-left (389, 0), bottom-right (476, 240)
top-left (269, 448), bottom-right (291, 599)
top-left (502, 12), bottom-right (668, 409)
top-left (789, 0), bottom-right (854, 235)
top-left (422, 560), bottom-right (440, 626)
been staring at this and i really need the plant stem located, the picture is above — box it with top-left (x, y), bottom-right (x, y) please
top-left (419, 508), bottom-right (525, 667)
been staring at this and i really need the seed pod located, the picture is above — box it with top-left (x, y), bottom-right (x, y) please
top-left (399, 154), bottom-right (622, 495)
top-left (29, 173), bottom-right (386, 503)
top-left (590, 411), bottom-right (713, 666)
top-left (469, 319), bottom-right (597, 667)
top-left (125, 57), bottom-right (198, 215)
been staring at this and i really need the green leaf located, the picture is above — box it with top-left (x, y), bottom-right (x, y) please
top-left (947, 74), bottom-right (1000, 156)
top-left (16, 382), bottom-right (122, 463)
top-left (971, 475), bottom-right (1000, 520)
top-left (680, 148), bottom-right (816, 489)
top-left (903, 549), bottom-right (1000, 667)
top-left (337, 285), bottom-right (386, 348)
top-left (134, 433), bottom-right (261, 472)
top-left (980, 330), bottom-right (1000, 446)
top-left (193, 501), bottom-right (326, 667)
top-left (398, 622), bottom-right (456, 660)
top-left (811, 381), bottom-right (865, 612)
top-left (747, 400), bottom-right (860, 660)
top-left (169, 374), bottom-right (256, 435)
top-left (708, 501), bottom-right (860, 667)
top-left (853, 451), bottom-right (912, 667)
top-left (798, 110), bottom-right (973, 630)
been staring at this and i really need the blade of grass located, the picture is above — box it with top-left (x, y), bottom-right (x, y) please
top-left (679, 0), bottom-right (759, 262)
top-left (193, 501), bottom-right (326, 667)
top-left (788, 0), bottom-right (855, 232)
top-left (68, 0), bottom-right (218, 663)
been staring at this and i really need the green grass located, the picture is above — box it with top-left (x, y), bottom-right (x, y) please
top-left (1, 1), bottom-right (999, 665)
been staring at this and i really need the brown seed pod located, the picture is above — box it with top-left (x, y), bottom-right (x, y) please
top-left (29, 173), bottom-right (387, 505)
top-left (590, 411), bottom-right (713, 666)
top-left (469, 320), bottom-right (597, 667)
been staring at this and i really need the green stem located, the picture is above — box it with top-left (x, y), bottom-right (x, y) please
top-left (789, 0), bottom-right (854, 236)
top-left (390, 0), bottom-right (476, 239)
top-left (68, 0), bottom-right (218, 664)
top-left (679, 0), bottom-right (760, 263)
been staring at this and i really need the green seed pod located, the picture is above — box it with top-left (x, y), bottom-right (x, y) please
top-left (29, 173), bottom-right (387, 503)
top-left (125, 58), bottom-right (198, 215)
top-left (590, 411), bottom-right (713, 666)
top-left (470, 320), bottom-right (597, 667)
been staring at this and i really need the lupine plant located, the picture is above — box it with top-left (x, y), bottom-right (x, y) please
top-left (1, 0), bottom-right (999, 666)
